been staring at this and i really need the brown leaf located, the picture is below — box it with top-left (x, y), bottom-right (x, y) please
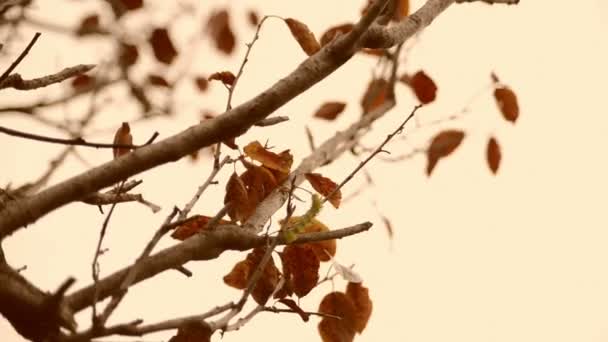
top-left (208, 71), bottom-right (236, 86)
top-left (169, 321), bottom-right (212, 342)
top-left (71, 74), bottom-right (94, 89)
top-left (113, 122), bottom-right (133, 159)
top-left (243, 141), bottom-right (293, 173)
top-left (345, 282), bottom-right (372, 333)
top-left (282, 245), bottom-right (320, 297)
top-left (194, 76), bottom-right (208, 91)
top-left (319, 23), bottom-right (353, 46)
top-left (76, 14), bottom-right (100, 36)
top-left (284, 18), bottom-right (321, 56)
top-left (305, 173), bottom-right (341, 208)
top-left (486, 136), bottom-right (501, 174)
top-left (494, 86), bottom-right (519, 123)
top-left (206, 9), bottom-right (236, 55)
top-left (119, 0), bottom-right (143, 10)
top-left (147, 74), bottom-right (171, 88)
top-left (171, 215), bottom-right (230, 240)
top-left (224, 248), bottom-right (280, 304)
top-left (224, 172), bottom-right (249, 223)
top-left (278, 298), bottom-right (310, 322)
top-left (149, 28), bottom-right (178, 65)
top-left (361, 78), bottom-right (390, 113)
top-left (118, 42), bottom-right (139, 68)
top-left (247, 10), bottom-right (259, 27)
top-left (313, 102), bottom-right (347, 121)
top-left (402, 70), bottom-right (437, 104)
top-left (426, 130), bottom-right (465, 176)
top-left (318, 292), bottom-right (357, 342)
top-left (223, 259), bottom-right (251, 290)
top-left (241, 161), bottom-right (279, 198)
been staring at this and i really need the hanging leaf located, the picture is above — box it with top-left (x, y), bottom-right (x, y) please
top-left (361, 78), bottom-right (389, 113)
top-left (194, 76), bottom-right (209, 91)
top-left (426, 130), bottom-right (465, 176)
top-left (345, 282), bottom-right (372, 333)
top-left (168, 321), bottom-right (212, 342)
top-left (223, 248), bottom-right (280, 305)
top-left (243, 141), bottom-right (293, 173)
top-left (486, 136), bottom-right (501, 174)
top-left (281, 245), bottom-right (320, 297)
top-left (313, 102), bottom-right (347, 121)
top-left (319, 23), bottom-right (354, 46)
top-left (171, 215), bottom-right (231, 240)
top-left (318, 292), bottom-right (357, 342)
top-left (284, 18), bottom-right (321, 56)
top-left (224, 172), bottom-right (249, 223)
top-left (208, 71), bottom-right (236, 86)
top-left (149, 28), bottom-right (178, 65)
top-left (305, 173), bottom-right (341, 208)
top-left (113, 122), bottom-right (133, 159)
top-left (401, 70), bottom-right (437, 104)
top-left (494, 86), bottom-right (519, 123)
top-left (206, 9), bottom-right (236, 55)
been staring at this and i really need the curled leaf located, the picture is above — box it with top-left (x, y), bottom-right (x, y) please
top-left (284, 18), bottom-right (321, 56)
top-left (208, 71), bottom-right (236, 86)
top-left (113, 122), bottom-right (133, 159)
top-left (313, 102), bottom-right (347, 121)
top-left (426, 130), bottom-right (465, 176)
top-left (243, 141), bottom-right (293, 173)
top-left (486, 136), bottom-right (501, 174)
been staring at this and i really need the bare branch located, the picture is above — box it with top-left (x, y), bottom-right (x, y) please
top-left (0, 31), bottom-right (40, 83)
top-left (0, 64), bottom-right (96, 90)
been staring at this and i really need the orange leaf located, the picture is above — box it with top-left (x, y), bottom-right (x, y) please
top-left (426, 130), bottom-right (465, 176)
top-left (282, 245), bottom-right (320, 297)
top-left (401, 70), bottom-right (437, 104)
top-left (305, 173), bottom-right (341, 208)
top-left (243, 141), bottom-right (293, 173)
top-left (206, 9), bottom-right (236, 55)
top-left (486, 136), bottom-right (501, 174)
top-left (319, 23), bottom-right (353, 46)
top-left (168, 322), bottom-right (212, 342)
top-left (283, 216), bottom-right (336, 262)
top-left (224, 172), bottom-right (249, 223)
top-left (208, 71), bottom-right (236, 86)
top-left (112, 122), bottom-right (133, 159)
top-left (313, 102), bottom-right (347, 121)
top-left (149, 28), bottom-right (178, 65)
top-left (171, 215), bottom-right (230, 240)
top-left (345, 282), bottom-right (372, 333)
top-left (318, 292), bottom-right (357, 342)
top-left (361, 78), bottom-right (390, 113)
top-left (284, 18), bottom-right (321, 56)
top-left (494, 86), bottom-right (519, 123)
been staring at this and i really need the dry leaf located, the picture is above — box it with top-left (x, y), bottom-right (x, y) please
top-left (113, 122), bottom-right (133, 159)
top-left (278, 298), bottom-right (310, 322)
top-left (247, 10), bottom-right (259, 27)
top-left (313, 102), bottom-right (347, 121)
top-left (283, 216), bottom-right (336, 262)
top-left (224, 172), bottom-right (249, 222)
top-left (194, 76), bottom-right (208, 91)
top-left (118, 42), bottom-right (139, 68)
top-left (305, 173), bottom-right (341, 208)
top-left (206, 9), bottom-right (236, 55)
top-left (487, 136), bottom-right (501, 174)
top-left (223, 248), bottom-right (280, 305)
top-left (71, 74), bottom-right (94, 89)
top-left (426, 130), bottom-right (465, 176)
top-left (208, 71), bottom-right (236, 86)
top-left (282, 245), bottom-right (320, 298)
top-left (76, 14), bottom-right (100, 36)
top-left (223, 259), bottom-right (251, 290)
top-left (318, 292), bottom-right (357, 342)
top-left (149, 28), bottom-right (178, 65)
top-left (243, 141), bottom-right (293, 173)
top-left (361, 78), bottom-right (389, 113)
top-left (171, 215), bottom-right (230, 240)
top-left (285, 18), bottom-right (321, 56)
top-left (319, 23), bottom-right (354, 46)
top-left (494, 86), bottom-right (519, 123)
top-left (402, 70), bottom-right (437, 104)
top-left (345, 282), bottom-right (372, 333)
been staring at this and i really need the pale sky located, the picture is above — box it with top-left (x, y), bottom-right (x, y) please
top-left (1, 1), bottom-right (608, 341)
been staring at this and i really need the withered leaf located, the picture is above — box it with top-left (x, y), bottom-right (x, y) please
top-left (243, 141), bottom-right (293, 173)
top-left (224, 172), bottom-right (249, 223)
top-left (76, 14), bottom-right (100, 36)
top-left (361, 78), bottom-right (390, 113)
top-left (345, 282), bottom-right (372, 333)
top-left (284, 216), bottom-right (336, 262)
top-left (426, 130), bottom-right (465, 176)
top-left (486, 136), bottom-right (501, 174)
top-left (113, 122), bottom-right (133, 159)
top-left (194, 76), bottom-right (208, 91)
top-left (284, 18), bottom-right (321, 56)
top-left (494, 86), bottom-right (519, 123)
top-left (223, 248), bottom-right (279, 304)
top-left (318, 292), bottom-right (357, 342)
top-left (118, 42), bottom-right (139, 67)
top-left (206, 9), bottom-right (236, 55)
top-left (71, 74), bottom-right (94, 89)
top-left (247, 10), bottom-right (259, 27)
top-left (403, 70), bottom-right (437, 104)
top-left (171, 215), bottom-right (230, 240)
top-left (305, 173), bottom-right (341, 208)
top-left (313, 102), bottom-right (347, 121)
top-left (278, 298), bottom-right (310, 322)
top-left (223, 259), bottom-right (251, 290)
top-left (319, 23), bottom-right (353, 46)
top-left (282, 245), bottom-right (320, 298)
top-left (149, 28), bottom-right (178, 65)
top-left (208, 71), bottom-right (236, 86)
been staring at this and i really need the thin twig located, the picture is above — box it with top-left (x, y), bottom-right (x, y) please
top-left (0, 64), bottom-right (96, 90)
top-left (0, 31), bottom-right (40, 83)
top-left (179, 156), bottom-right (231, 220)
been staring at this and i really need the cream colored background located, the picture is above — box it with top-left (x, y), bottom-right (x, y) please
top-left (1, 0), bottom-right (608, 341)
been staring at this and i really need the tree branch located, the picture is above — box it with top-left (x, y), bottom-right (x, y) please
top-left (0, 64), bottom-right (96, 90)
